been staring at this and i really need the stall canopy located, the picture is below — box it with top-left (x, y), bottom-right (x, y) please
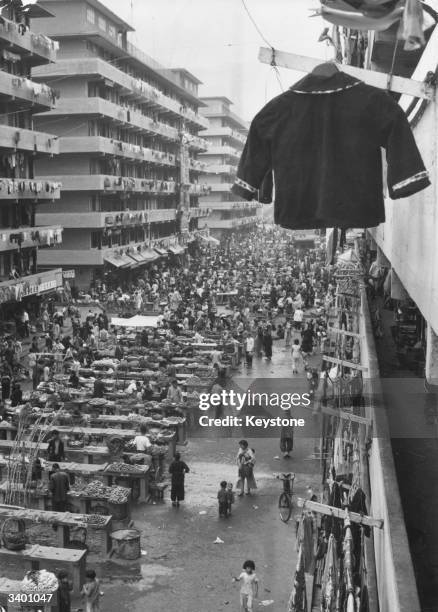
top-left (199, 234), bottom-right (220, 246)
top-left (142, 248), bottom-right (159, 262)
top-left (168, 245), bottom-right (185, 255)
top-left (154, 247), bottom-right (168, 257)
top-left (128, 252), bottom-right (144, 264)
top-left (104, 253), bottom-right (132, 268)
top-left (111, 315), bottom-right (159, 328)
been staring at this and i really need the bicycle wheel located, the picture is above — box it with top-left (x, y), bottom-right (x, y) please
top-left (279, 492), bottom-right (292, 523)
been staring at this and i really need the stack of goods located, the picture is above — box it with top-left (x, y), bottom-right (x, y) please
top-left (105, 463), bottom-right (147, 474)
top-left (70, 479), bottom-right (131, 504)
top-left (21, 570), bottom-right (58, 593)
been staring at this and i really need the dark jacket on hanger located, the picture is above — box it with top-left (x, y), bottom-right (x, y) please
top-left (232, 71), bottom-right (430, 230)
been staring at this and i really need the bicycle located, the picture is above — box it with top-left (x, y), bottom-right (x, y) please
top-left (274, 472), bottom-right (295, 523)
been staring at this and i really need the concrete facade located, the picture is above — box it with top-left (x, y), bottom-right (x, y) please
top-left (198, 97), bottom-right (262, 238)
top-left (30, 0), bottom-right (210, 288)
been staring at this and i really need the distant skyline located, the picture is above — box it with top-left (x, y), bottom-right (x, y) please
top-left (99, 0), bottom-right (329, 121)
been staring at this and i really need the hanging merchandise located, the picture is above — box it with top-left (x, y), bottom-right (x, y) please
top-left (232, 67), bottom-right (430, 231)
top-left (321, 534), bottom-right (339, 611)
top-left (287, 544), bottom-right (307, 612)
top-left (400, 0), bottom-right (425, 50)
top-left (318, 0), bottom-right (405, 31)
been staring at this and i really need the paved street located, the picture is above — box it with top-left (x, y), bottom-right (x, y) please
top-left (98, 337), bottom-right (322, 612)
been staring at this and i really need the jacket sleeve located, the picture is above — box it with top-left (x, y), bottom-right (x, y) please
top-left (231, 116), bottom-right (271, 201)
top-left (377, 93), bottom-right (430, 199)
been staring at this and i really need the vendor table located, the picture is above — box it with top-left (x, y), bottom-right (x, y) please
top-left (0, 422), bottom-right (17, 441)
top-left (102, 464), bottom-right (150, 503)
top-left (0, 505), bottom-right (112, 554)
top-left (36, 425), bottom-right (138, 438)
top-left (0, 440), bottom-right (48, 454)
top-left (66, 445), bottom-right (110, 464)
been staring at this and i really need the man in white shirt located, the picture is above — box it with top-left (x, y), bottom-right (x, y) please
top-left (293, 307), bottom-right (304, 331)
top-left (245, 334), bottom-right (255, 367)
top-left (134, 425), bottom-right (151, 453)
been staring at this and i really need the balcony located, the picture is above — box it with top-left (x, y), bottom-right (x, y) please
top-left (0, 124), bottom-right (58, 154)
top-left (201, 106), bottom-right (248, 131)
top-left (0, 225), bottom-right (63, 252)
top-left (206, 216), bottom-right (259, 229)
top-left (37, 208), bottom-right (176, 228)
top-left (0, 17), bottom-right (58, 65)
top-left (0, 71), bottom-right (56, 110)
top-left (189, 207), bottom-right (210, 218)
top-left (188, 158), bottom-right (207, 172)
top-left (59, 136), bottom-right (176, 166)
top-left (184, 133), bottom-right (208, 152)
top-left (204, 163), bottom-right (237, 175)
top-left (38, 98), bottom-right (179, 141)
top-left (36, 174), bottom-right (176, 195)
top-left (0, 178), bottom-right (61, 201)
top-left (207, 183), bottom-right (233, 192)
top-left (199, 201), bottom-right (261, 210)
top-left (200, 145), bottom-right (240, 159)
top-left (34, 58), bottom-right (208, 128)
top-left (187, 183), bottom-right (211, 196)
top-left (200, 127), bottom-right (246, 145)
top-left (0, 268), bottom-right (63, 303)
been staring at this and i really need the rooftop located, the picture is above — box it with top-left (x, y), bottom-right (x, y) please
top-left (38, 0), bottom-right (134, 31)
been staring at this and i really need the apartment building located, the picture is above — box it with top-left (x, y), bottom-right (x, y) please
top-left (0, 1), bottom-right (63, 310)
top-left (30, 0), bottom-right (210, 289)
top-left (198, 96), bottom-right (262, 238)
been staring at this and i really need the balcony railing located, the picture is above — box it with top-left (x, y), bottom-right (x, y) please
top-left (40, 97), bottom-right (178, 141)
top-left (189, 207), bottom-right (210, 218)
top-left (59, 136), bottom-right (176, 166)
top-left (0, 268), bottom-right (63, 303)
top-left (188, 158), bottom-right (207, 172)
top-left (0, 124), bottom-right (58, 154)
top-left (0, 178), bottom-right (61, 200)
top-left (37, 174), bottom-right (176, 195)
top-left (204, 163), bottom-right (237, 175)
top-left (200, 127), bottom-right (246, 145)
top-left (207, 216), bottom-right (259, 229)
top-left (199, 201), bottom-right (261, 210)
top-left (200, 145), bottom-right (240, 158)
top-left (0, 225), bottom-right (63, 252)
top-left (0, 17), bottom-right (58, 65)
top-left (0, 71), bottom-right (56, 109)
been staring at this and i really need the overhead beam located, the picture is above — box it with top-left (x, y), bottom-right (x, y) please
top-left (329, 327), bottom-right (361, 338)
top-left (322, 354), bottom-right (368, 371)
top-left (297, 499), bottom-right (384, 529)
top-left (258, 47), bottom-right (435, 100)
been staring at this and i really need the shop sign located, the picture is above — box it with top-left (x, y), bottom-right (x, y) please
top-left (63, 269), bottom-right (76, 279)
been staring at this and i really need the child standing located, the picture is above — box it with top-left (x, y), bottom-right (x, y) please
top-left (233, 560), bottom-right (259, 612)
top-left (226, 482), bottom-right (235, 516)
top-left (218, 480), bottom-right (228, 517)
top-left (81, 569), bottom-right (102, 612)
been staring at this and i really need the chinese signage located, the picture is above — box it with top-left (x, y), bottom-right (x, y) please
top-left (0, 270), bottom-right (63, 305)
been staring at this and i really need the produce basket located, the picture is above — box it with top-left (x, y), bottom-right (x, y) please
top-left (1, 517), bottom-right (26, 551)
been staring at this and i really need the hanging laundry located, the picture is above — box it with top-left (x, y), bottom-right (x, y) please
top-left (318, 0), bottom-right (405, 31)
top-left (232, 70), bottom-right (429, 230)
top-left (400, 0), bottom-right (425, 52)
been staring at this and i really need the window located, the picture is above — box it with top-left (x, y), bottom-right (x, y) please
top-left (86, 7), bottom-right (95, 23)
top-left (98, 16), bottom-right (106, 31)
top-left (108, 25), bottom-right (116, 38)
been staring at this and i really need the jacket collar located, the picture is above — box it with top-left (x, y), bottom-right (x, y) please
top-left (290, 70), bottom-right (362, 94)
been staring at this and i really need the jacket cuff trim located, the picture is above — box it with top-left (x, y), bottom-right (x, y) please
top-left (234, 177), bottom-right (257, 194)
top-left (392, 170), bottom-right (429, 192)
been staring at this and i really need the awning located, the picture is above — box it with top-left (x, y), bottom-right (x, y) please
top-left (128, 252), bottom-right (145, 264)
top-left (168, 245), bottom-right (185, 255)
top-left (104, 254), bottom-right (129, 268)
top-left (111, 315), bottom-right (159, 328)
top-left (154, 247), bottom-right (168, 257)
top-left (142, 248), bottom-right (159, 262)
